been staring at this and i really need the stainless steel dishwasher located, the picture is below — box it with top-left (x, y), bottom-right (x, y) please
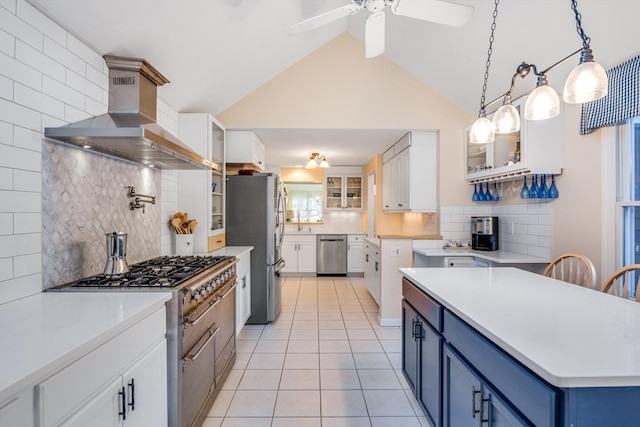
top-left (316, 234), bottom-right (347, 275)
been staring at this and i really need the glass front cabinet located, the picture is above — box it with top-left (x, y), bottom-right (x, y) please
top-left (464, 95), bottom-right (563, 183)
top-left (324, 166), bottom-right (363, 211)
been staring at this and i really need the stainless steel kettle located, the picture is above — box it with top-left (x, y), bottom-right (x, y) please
top-left (104, 232), bottom-right (129, 277)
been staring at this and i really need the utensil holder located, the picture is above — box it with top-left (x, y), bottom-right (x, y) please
top-left (173, 234), bottom-right (194, 256)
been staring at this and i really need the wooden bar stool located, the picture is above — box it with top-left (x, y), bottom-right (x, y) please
top-left (543, 253), bottom-right (597, 289)
top-left (599, 264), bottom-right (640, 301)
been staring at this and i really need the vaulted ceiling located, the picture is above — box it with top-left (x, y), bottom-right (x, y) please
top-left (28, 0), bottom-right (640, 166)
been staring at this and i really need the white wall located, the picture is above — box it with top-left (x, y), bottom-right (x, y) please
top-left (0, 0), bottom-right (180, 303)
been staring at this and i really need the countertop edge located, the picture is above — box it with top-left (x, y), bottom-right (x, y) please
top-left (399, 267), bottom-right (640, 388)
top-left (0, 292), bottom-right (172, 398)
top-left (413, 248), bottom-right (550, 264)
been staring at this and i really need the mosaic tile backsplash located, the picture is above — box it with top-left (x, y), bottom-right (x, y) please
top-left (42, 141), bottom-right (161, 288)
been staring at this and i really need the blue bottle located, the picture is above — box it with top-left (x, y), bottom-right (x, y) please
top-left (520, 176), bottom-right (529, 199)
top-left (548, 175), bottom-right (559, 199)
top-left (529, 174), bottom-right (538, 199)
top-left (539, 174), bottom-right (548, 199)
top-left (472, 183), bottom-right (480, 201)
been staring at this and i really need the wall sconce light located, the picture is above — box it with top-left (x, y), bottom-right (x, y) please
top-left (305, 153), bottom-right (330, 169)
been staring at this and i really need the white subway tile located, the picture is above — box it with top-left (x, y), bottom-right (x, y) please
top-left (0, 51), bottom-right (42, 91)
top-left (0, 166), bottom-right (12, 189)
top-left (17, 0), bottom-right (66, 45)
top-left (523, 215), bottom-right (539, 225)
top-left (41, 113), bottom-right (66, 129)
top-left (0, 29), bottom-right (15, 56)
top-left (0, 74), bottom-right (12, 100)
top-left (504, 242), bottom-right (527, 255)
top-left (491, 205), bottom-right (509, 215)
top-left (0, 1), bottom-right (17, 14)
top-left (0, 99), bottom-right (40, 131)
top-left (440, 206), bottom-right (464, 214)
top-left (527, 246), bottom-right (550, 259)
top-left (0, 212), bottom-right (11, 235)
top-left (14, 82), bottom-right (65, 120)
top-left (16, 40), bottom-right (65, 82)
top-left (441, 222), bottom-right (464, 232)
top-left (0, 257), bottom-right (12, 281)
top-left (13, 212), bottom-right (39, 233)
top-left (501, 233), bottom-right (516, 243)
top-left (412, 240), bottom-right (439, 249)
top-left (514, 224), bottom-right (528, 235)
top-left (0, 140), bottom-right (40, 171)
top-left (43, 37), bottom-right (84, 76)
top-left (517, 234), bottom-right (539, 246)
top-left (13, 126), bottom-right (43, 153)
top-left (0, 122), bottom-right (13, 146)
top-left (65, 69), bottom-right (102, 102)
top-left (66, 33), bottom-right (103, 71)
top-left (84, 95), bottom-right (107, 116)
top-left (538, 215), bottom-right (551, 226)
top-left (63, 103), bottom-right (92, 123)
top-left (508, 204), bottom-right (528, 214)
top-left (0, 189), bottom-right (41, 212)
top-left (0, 5), bottom-right (41, 50)
top-left (13, 169), bottom-right (40, 191)
top-left (450, 214), bottom-right (470, 224)
top-left (13, 252), bottom-right (40, 276)
top-left (162, 170), bottom-right (177, 181)
top-left (42, 75), bottom-right (84, 109)
top-left (0, 273), bottom-right (42, 304)
top-left (449, 231), bottom-right (470, 240)
top-left (0, 231), bottom-right (40, 257)
top-left (527, 203), bottom-right (551, 214)
top-left (538, 236), bottom-right (551, 249)
top-left (85, 62), bottom-right (108, 91)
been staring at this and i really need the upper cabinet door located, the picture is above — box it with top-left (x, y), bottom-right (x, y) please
top-left (226, 130), bottom-right (266, 171)
top-left (323, 167), bottom-right (364, 211)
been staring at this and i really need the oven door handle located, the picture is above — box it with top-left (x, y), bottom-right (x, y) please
top-left (184, 326), bottom-right (219, 362)
top-left (216, 281), bottom-right (238, 301)
top-left (185, 296), bottom-right (221, 327)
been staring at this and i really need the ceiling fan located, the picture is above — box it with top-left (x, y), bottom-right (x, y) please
top-left (285, 0), bottom-right (474, 58)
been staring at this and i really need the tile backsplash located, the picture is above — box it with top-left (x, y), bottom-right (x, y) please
top-left (416, 204), bottom-right (551, 258)
top-left (42, 142), bottom-right (161, 288)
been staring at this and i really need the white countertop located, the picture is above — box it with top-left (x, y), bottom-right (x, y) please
top-left (413, 247), bottom-right (549, 264)
top-left (400, 267), bottom-right (640, 388)
top-left (0, 292), bottom-right (171, 396)
top-left (209, 245), bottom-right (254, 257)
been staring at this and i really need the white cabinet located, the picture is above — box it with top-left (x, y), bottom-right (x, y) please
top-left (364, 241), bottom-right (380, 305)
top-left (0, 387), bottom-right (33, 427)
top-left (347, 235), bottom-right (365, 273)
top-left (324, 166), bottom-right (363, 211)
top-left (178, 113), bottom-right (226, 253)
top-left (35, 308), bottom-right (167, 427)
top-left (226, 130), bottom-right (266, 171)
top-left (282, 235), bottom-right (316, 273)
top-left (382, 132), bottom-right (438, 212)
top-left (235, 250), bottom-right (252, 336)
top-left (464, 95), bottom-right (563, 183)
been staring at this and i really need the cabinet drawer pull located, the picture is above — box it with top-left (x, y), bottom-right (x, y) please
top-left (185, 326), bottom-right (219, 361)
top-left (127, 378), bottom-right (135, 411)
top-left (471, 386), bottom-right (482, 418)
top-left (118, 386), bottom-right (127, 420)
top-left (480, 396), bottom-right (491, 426)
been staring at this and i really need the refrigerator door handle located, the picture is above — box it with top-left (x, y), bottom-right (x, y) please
top-left (273, 258), bottom-right (286, 271)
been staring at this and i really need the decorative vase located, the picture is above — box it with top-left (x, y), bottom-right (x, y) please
top-left (472, 183), bottom-right (480, 201)
top-left (520, 176), bottom-right (530, 199)
top-left (529, 174), bottom-right (538, 199)
top-left (548, 175), bottom-right (559, 199)
top-left (539, 174), bottom-right (548, 199)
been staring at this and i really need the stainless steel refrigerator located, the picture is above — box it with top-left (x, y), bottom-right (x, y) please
top-left (226, 173), bottom-right (285, 323)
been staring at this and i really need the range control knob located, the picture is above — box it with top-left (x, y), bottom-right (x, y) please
top-left (193, 293), bottom-right (202, 303)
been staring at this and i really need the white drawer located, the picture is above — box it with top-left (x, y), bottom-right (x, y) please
top-left (348, 235), bottom-right (365, 242)
top-left (236, 253), bottom-right (250, 276)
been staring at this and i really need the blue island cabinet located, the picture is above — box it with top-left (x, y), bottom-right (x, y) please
top-left (401, 277), bottom-right (640, 427)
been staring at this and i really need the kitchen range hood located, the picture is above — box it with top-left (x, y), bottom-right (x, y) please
top-left (45, 55), bottom-right (215, 170)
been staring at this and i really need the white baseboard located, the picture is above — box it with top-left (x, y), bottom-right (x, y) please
top-left (378, 317), bottom-right (401, 327)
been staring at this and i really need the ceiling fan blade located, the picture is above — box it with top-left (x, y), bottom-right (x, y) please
top-left (391, 0), bottom-right (474, 27)
top-left (365, 11), bottom-right (385, 59)
top-left (285, 4), bottom-right (361, 35)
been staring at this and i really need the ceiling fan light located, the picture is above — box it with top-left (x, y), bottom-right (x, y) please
top-left (491, 97), bottom-right (520, 133)
top-left (526, 84), bottom-right (560, 120)
top-left (469, 116), bottom-right (495, 144)
top-left (563, 49), bottom-right (608, 104)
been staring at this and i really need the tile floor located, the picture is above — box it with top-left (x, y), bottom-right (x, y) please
top-left (202, 276), bottom-right (428, 427)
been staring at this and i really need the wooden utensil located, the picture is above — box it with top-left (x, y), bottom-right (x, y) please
top-left (171, 217), bottom-right (183, 234)
top-left (180, 221), bottom-right (190, 234)
top-left (189, 220), bottom-right (197, 234)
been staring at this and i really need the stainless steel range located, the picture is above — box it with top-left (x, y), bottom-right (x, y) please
top-left (49, 255), bottom-right (238, 427)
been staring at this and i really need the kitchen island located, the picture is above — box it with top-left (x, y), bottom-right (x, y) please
top-left (413, 247), bottom-right (549, 272)
top-left (400, 267), bottom-right (640, 427)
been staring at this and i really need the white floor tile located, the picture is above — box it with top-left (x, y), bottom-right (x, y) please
top-left (321, 417), bottom-right (372, 427)
top-left (226, 390), bottom-right (277, 417)
top-left (220, 369), bottom-right (243, 390)
top-left (320, 369), bottom-right (361, 390)
top-left (271, 417), bottom-right (321, 427)
top-left (246, 353), bottom-right (285, 370)
top-left (284, 353), bottom-right (320, 369)
top-left (280, 369), bottom-right (320, 390)
top-left (221, 418), bottom-right (272, 427)
top-left (254, 339), bottom-right (289, 353)
top-left (370, 416), bottom-right (422, 427)
top-left (353, 353), bottom-right (392, 369)
top-left (289, 328), bottom-right (318, 340)
top-left (288, 339), bottom-right (319, 353)
top-left (363, 390), bottom-right (416, 417)
top-left (321, 390), bottom-right (368, 416)
top-left (320, 329), bottom-right (349, 340)
top-left (349, 340), bottom-right (384, 353)
top-left (357, 369), bottom-right (402, 390)
top-left (320, 353), bottom-right (356, 370)
top-left (238, 369), bottom-right (282, 390)
top-left (274, 390), bottom-right (321, 416)
top-left (319, 340), bottom-right (352, 353)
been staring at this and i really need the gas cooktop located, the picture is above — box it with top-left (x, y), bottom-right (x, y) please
top-left (56, 255), bottom-right (232, 289)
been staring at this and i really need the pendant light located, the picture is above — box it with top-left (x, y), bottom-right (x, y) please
top-left (525, 74), bottom-right (560, 120)
top-left (492, 95), bottom-right (520, 133)
top-left (469, 0), bottom-right (500, 145)
top-left (563, 0), bottom-right (608, 104)
top-left (304, 153), bottom-right (330, 169)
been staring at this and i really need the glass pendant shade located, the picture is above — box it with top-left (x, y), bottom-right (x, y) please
top-left (305, 154), bottom-right (318, 169)
top-left (318, 156), bottom-right (330, 168)
top-left (492, 103), bottom-right (520, 133)
top-left (563, 60), bottom-right (608, 103)
top-left (469, 117), bottom-right (495, 144)
top-left (525, 85), bottom-right (560, 120)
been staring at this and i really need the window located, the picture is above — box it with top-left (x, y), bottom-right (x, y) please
top-left (616, 116), bottom-right (640, 296)
top-left (284, 183), bottom-right (323, 223)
